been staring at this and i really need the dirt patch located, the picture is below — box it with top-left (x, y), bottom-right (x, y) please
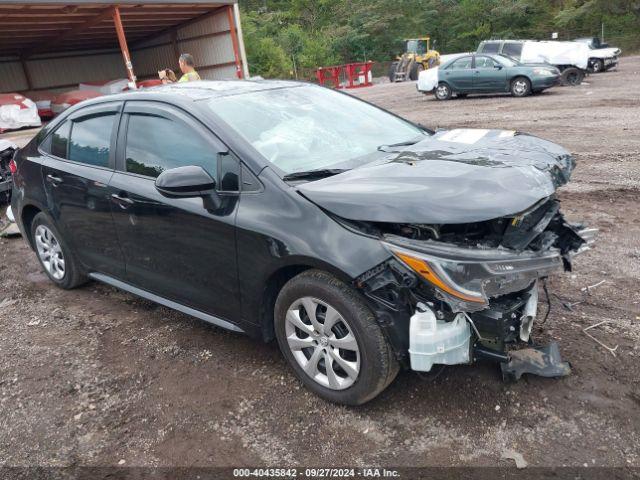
top-left (1, 58), bottom-right (639, 469)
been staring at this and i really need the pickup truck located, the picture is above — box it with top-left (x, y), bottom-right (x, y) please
top-left (477, 39), bottom-right (589, 86)
top-left (574, 37), bottom-right (621, 72)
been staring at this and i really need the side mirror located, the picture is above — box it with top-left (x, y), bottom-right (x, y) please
top-left (495, 64), bottom-right (503, 70)
top-left (155, 165), bottom-right (216, 197)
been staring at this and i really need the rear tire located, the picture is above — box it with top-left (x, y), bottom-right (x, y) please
top-left (409, 62), bottom-right (424, 81)
top-left (274, 270), bottom-right (399, 406)
top-left (434, 82), bottom-right (452, 100)
top-left (510, 76), bottom-right (531, 97)
top-left (30, 212), bottom-right (86, 289)
top-left (561, 67), bottom-right (584, 86)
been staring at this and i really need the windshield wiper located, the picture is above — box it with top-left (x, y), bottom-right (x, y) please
top-left (282, 168), bottom-right (348, 181)
top-left (377, 138), bottom-right (423, 152)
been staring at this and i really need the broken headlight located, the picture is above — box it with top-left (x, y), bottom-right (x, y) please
top-left (383, 238), bottom-right (564, 312)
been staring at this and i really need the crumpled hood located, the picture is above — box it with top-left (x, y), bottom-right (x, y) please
top-left (297, 129), bottom-right (575, 224)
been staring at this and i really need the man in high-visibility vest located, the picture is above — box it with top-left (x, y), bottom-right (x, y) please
top-left (178, 53), bottom-right (201, 82)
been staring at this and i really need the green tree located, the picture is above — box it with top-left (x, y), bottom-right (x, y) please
top-left (238, 0), bottom-right (640, 78)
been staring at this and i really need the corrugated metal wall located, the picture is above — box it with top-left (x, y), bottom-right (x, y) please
top-left (0, 7), bottom-right (238, 94)
top-left (0, 59), bottom-right (28, 92)
top-left (169, 7), bottom-right (237, 80)
top-left (29, 51), bottom-right (124, 90)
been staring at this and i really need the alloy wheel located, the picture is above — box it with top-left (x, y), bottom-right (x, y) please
top-left (285, 297), bottom-right (360, 390)
top-left (436, 85), bottom-right (450, 100)
top-left (513, 79), bottom-right (528, 95)
top-left (35, 225), bottom-right (65, 280)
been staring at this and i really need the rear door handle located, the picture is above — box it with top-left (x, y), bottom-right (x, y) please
top-left (111, 193), bottom-right (134, 209)
top-left (46, 174), bottom-right (63, 186)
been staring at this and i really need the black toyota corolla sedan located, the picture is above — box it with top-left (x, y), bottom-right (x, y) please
top-left (11, 81), bottom-right (595, 405)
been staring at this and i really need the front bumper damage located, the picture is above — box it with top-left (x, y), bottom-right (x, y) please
top-left (354, 199), bottom-right (597, 381)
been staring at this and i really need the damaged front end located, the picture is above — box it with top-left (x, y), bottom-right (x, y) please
top-left (352, 196), bottom-right (596, 380)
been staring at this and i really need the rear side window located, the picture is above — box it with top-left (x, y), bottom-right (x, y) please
top-left (480, 42), bottom-right (500, 54)
top-left (68, 114), bottom-right (116, 167)
top-left (125, 114), bottom-right (217, 179)
top-left (448, 57), bottom-right (472, 69)
top-left (502, 42), bottom-right (523, 59)
top-left (50, 121), bottom-right (71, 159)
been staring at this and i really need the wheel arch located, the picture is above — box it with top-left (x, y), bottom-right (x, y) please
top-left (20, 203), bottom-right (43, 250)
top-left (510, 74), bottom-right (532, 85)
top-left (258, 259), bottom-right (355, 343)
top-left (436, 80), bottom-right (454, 95)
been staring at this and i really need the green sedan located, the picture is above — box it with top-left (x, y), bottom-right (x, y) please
top-left (417, 53), bottom-right (561, 100)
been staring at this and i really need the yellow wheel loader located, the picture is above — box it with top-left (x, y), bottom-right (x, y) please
top-left (389, 37), bottom-right (440, 82)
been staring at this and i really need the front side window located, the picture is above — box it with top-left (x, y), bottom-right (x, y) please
top-left (502, 42), bottom-right (523, 59)
top-left (448, 57), bottom-right (473, 70)
top-left (125, 113), bottom-right (217, 179)
top-left (206, 85), bottom-right (423, 175)
top-left (475, 56), bottom-right (497, 68)
top-left (480, 42), bottom-right (500, 54)
top-left (50, 121), bottom-right (71, 159)
top-left (68, 114), bottom-right (115, 167)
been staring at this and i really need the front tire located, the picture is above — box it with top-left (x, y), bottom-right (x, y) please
top-left (510, 76), bottom-right (531, 97)
top-left (591, 59), bottom-right (604, 73)
top-left (274, 270), bottom-right (399, 405)
top-left (434, 82), bottom-right (452, 100)
top-left (31, 212), bottom-right (86, 289)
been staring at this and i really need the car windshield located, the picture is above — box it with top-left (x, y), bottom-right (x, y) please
top-left (575, 38), bottom-right (596, 48)
top-left (206, 85), bottom-right (424, 174)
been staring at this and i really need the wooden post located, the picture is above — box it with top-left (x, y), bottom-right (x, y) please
top-left (226, 5), bottom-right (243, 79)
top-left (233, 3), bottom-right (250, 78)
top-left (111, 6), bottom-right (137, 88)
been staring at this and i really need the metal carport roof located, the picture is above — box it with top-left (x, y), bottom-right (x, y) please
top-left (0, 1), bottom-right (247, 89)
top-left (0, 1), bottom-right (237, 57)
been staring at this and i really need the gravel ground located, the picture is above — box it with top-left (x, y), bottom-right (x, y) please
top-left (0, 57), bottom-right (639, 472)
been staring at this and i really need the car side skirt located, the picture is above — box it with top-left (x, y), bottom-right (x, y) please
top-left (88, 272), bottom-right (245, 333)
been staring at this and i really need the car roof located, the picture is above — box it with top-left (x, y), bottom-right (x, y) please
top-left (79, 79), bottom-right (306, 107)
top-left (440, 52), bottom-right (519, 67)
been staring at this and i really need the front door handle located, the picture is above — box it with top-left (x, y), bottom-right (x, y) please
top-left (111, 193), bottom-right (134, 209)
top-left (46, 174), bottom-right (63, 186)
